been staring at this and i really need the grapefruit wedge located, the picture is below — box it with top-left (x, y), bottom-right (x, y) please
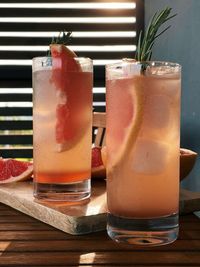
top-left (50, 44), bottom-right (89, 151)
top-left (106, 76), bottom-right (144, 170)
top-left (50, 44), bottom-right (81, 91)
top-left (0, 158), bottom-right (33, 184)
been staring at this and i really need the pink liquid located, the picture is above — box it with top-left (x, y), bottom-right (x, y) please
top-left (106, 74), bottom-right (181, 218)
top-left (33, 70), bottom-right (92, 184)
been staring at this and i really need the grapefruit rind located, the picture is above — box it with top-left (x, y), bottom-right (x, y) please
top-left (50, 44), bottom-right (81, 74)
top-left (108, 76), bottom-right (144, 171)
top-left (91, 147), bottom-right (106, 178)
top-left (0, 159), bottom-right (33, 184)
top-left (50, 44), bottom-right (77, 58)
top-left (180, 148), bottom-right (197, 180)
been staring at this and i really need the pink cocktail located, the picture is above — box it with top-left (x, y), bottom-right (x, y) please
top-left (32, 56), bottom-right (93, 201)
top-left (106, 60), bottom-right (181, 246)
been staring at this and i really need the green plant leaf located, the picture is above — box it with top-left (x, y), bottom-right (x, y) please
top-left (135, 7), bottom-right (177, 63)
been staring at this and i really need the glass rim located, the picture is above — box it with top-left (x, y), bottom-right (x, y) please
top-left (106, 59), bottom-right (181, 70)
top-left (32, 56), bottom-right (92, 64)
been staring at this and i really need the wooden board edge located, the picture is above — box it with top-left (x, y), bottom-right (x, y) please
top-left (0, 185), bottom-right (107, 235)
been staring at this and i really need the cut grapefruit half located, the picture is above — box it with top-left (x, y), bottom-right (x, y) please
top-left (50, 44), bottom-right (89, 151)
top-left (0, 158), bottom-right (33, 184)
top-left (107, 76), bottom-right (144, 170)
top-left (180, 148), bottom-right (197, 180)
top-left (101, 146), bottom-right (107, 167)
top-left (91, 147), bottom-right (106, 178)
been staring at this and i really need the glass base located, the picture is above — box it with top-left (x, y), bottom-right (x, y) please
top-left (34, 179), bottom-right (91, 202)
top-left (107, 213), bottom-right (178, 246)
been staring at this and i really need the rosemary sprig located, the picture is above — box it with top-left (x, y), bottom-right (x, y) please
top-left (47, 31), bottom-right (72, 56)
top-left (135, 7), bottom-right (177, 62)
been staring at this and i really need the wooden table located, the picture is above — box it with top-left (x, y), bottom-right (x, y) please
top-left (0, 203), bottom-right (200, 266)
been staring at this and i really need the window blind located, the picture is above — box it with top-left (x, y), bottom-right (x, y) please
top-left (0, 0), bottom-right (144, 158)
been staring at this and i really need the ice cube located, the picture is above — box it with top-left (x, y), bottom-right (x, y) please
top-left (145, 65), bottom-right (179, 76)
top-left (131, 139), bottom-right (170, 175)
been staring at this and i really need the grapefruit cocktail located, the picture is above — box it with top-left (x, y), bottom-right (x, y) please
top-left (106, 60), bottom-right (181, 245)
top-left (32, 45), bottom-right (93, 201)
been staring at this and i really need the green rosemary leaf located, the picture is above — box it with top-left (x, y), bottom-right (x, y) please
top-left (135, 30), bottom-right (142, 60)
top-left (135, 7), bottom-right (177, 64)
top-left (155, 25), bottom-right (171, 39)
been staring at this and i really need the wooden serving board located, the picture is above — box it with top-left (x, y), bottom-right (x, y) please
top-left (0, 180), bottom-right (107, 235)
top-left (0, 181), bottom-right (199, 235)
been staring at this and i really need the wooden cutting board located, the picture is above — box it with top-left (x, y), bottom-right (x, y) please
top-left (0, 180), bottom-right (107, 235)
top-left (0, 181), bottom-right (199, 235)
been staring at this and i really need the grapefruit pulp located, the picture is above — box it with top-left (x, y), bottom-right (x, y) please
top-left (91, 147), bottom-right (106, 178)
top-left (0, 158), bottom-right (33, 183)
top-left (50, 44), bottom-right (91, 151)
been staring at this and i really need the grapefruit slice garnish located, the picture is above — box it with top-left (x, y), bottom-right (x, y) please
top-left (50, 44), bottom-right (81, 88)
top-left (50, 44), bottom-right (87, 151)
top-left (0, 158), bottom-right (33, 184)
top-left (107, 76), bottom-right (144, 171)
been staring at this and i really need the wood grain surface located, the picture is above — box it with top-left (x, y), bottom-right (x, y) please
top-left (0, 180), bottom-right (107, 235)
top-left (0, 181), bottom-right (199, 237)
top-left (0, 202), bottom-right (199, 266)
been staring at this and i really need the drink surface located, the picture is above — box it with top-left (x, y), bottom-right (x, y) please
top-left (106, 71), bottom-right (181, 218)
top-left (33, 69), bottom-right (92, 183)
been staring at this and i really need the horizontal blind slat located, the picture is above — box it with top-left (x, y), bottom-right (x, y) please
top-left (0, 65), bottom-right (106, 79)
top-left (0, 134), bottom-right (32, 145)
top-left (0, 37), bottom-right (136, 46)
top-left (0, 107), bottom-right (32, 116)
top-left (0, 148), bottom-right (33, 158)
top-left (0, 94), bottom-right (32, 102)
top-left (0, 121), bottom-right (32, 130)
top-left (0, 80), bottom-right (31, 87)
top-left (93, 93), bottom-right (105, 102)
top-left (0, 23), bottom-right (135, 31)
top-left (0, 8), bottom-right (135, 17)
top-left (0, 65), bottom-right (31, 79)
top-left (0, 79), bottom-right (105, 88)
top-left (93, 106), bottom-right (105, 112)
top-left (0, 51), bottom-right (135, 59)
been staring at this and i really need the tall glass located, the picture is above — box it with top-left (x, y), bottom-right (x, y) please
top-left (32, 57), bottom-right (93, 201)
top-left (106, 60), bottom-right (181, 246)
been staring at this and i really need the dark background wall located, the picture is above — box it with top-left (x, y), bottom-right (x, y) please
top-left (145, 0), bottom-right (200, 191)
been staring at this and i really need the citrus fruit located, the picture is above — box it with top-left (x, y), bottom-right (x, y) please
top-left (91, 147), bottom-right (106, 178)
top-left (101, 146), bottom-right (107, 167)
top-left (0, 158), bottom-right (33, 183)
top-left (106, 76), bottom-right (144, 169)
top-left (50, 44), bottom-right (92, 151)
top-left (50, 44), bottom-right (81, 91)
top-left (180, 148), bottom-right (197, 180)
